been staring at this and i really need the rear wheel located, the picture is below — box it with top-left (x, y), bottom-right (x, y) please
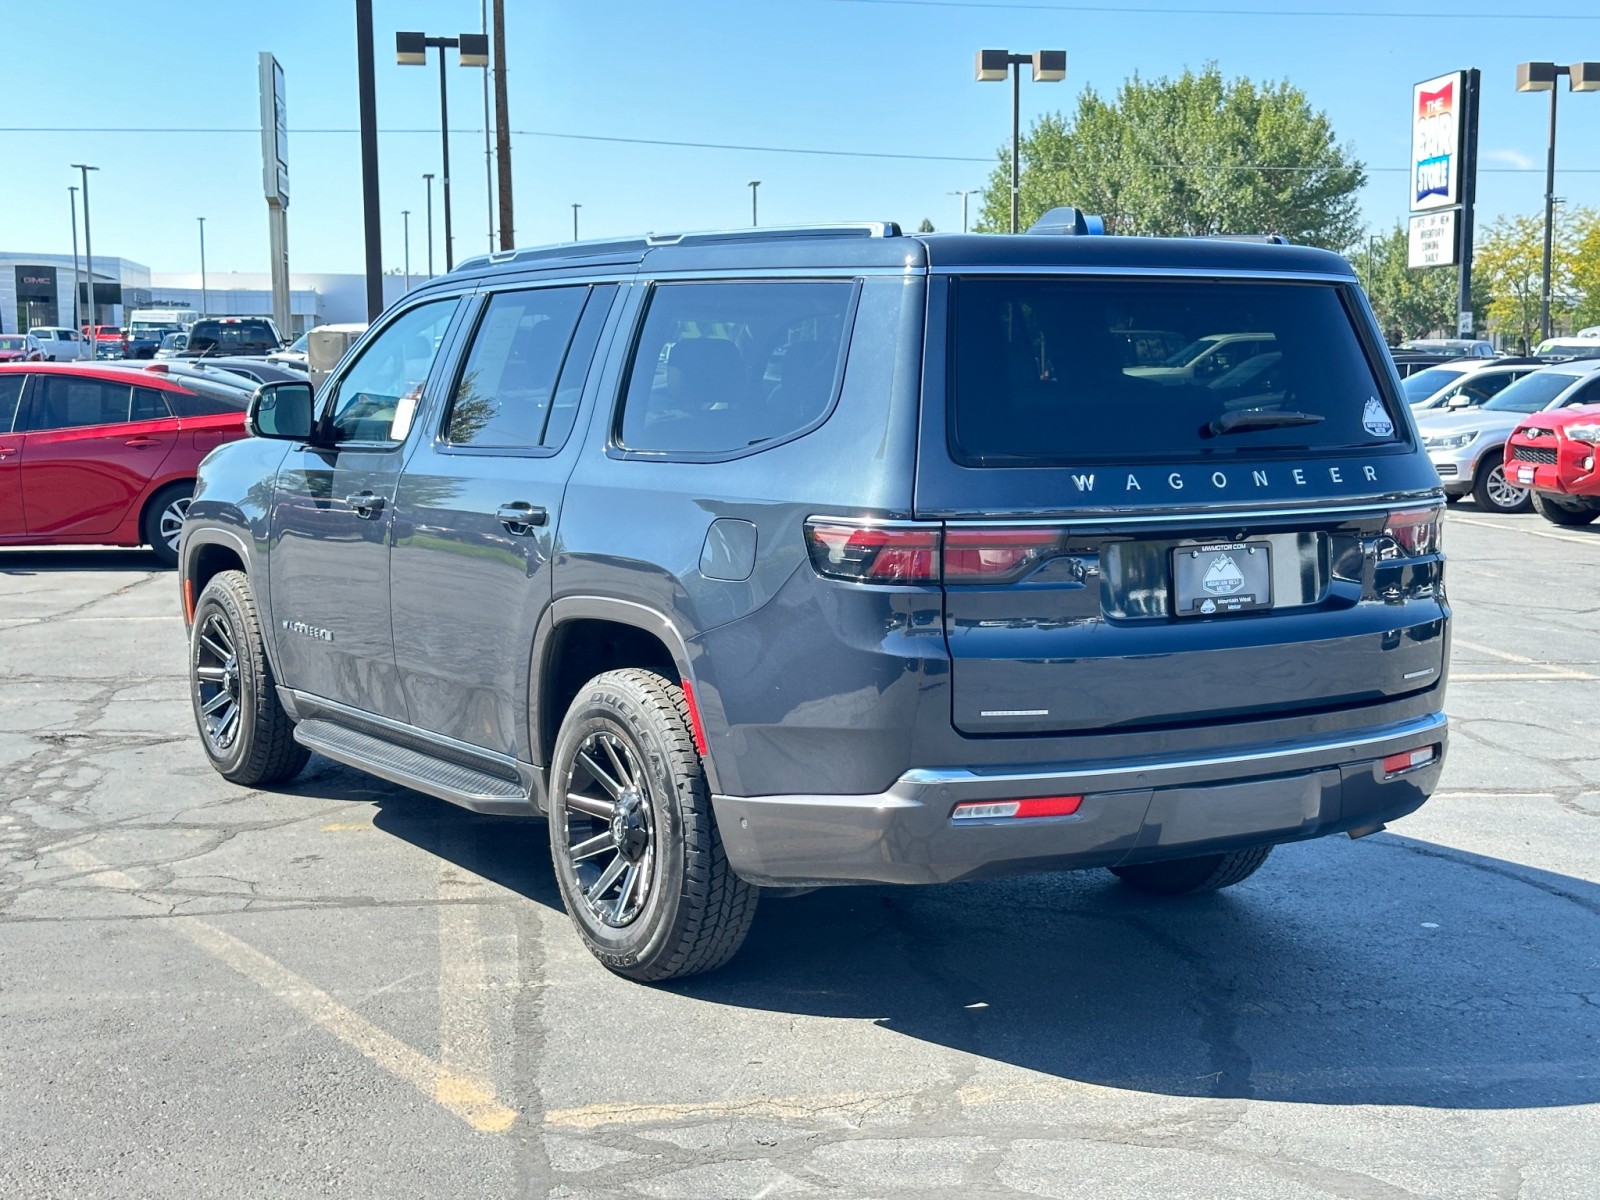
top-left (1471, 453), bottom-right (1532, 514)
top-left (1110, 845), bottom-right (1273, 895)
top-left (549, 669), bottom-right (757, 981)
top-left (1443, 493), bottom-right (1462, 507)
top-left (1531, 490), bottom-right (1600, 526)
top-left (141, 482), bottom-right (193, 568)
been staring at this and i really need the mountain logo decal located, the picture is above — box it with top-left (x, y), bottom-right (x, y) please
top-left (1202, 554), bottom-right (1246, 595)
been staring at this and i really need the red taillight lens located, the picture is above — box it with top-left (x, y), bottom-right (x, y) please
top-left (944, 528), bottom-right (1063, 581)
top-left (804, 521), bottom-right (940, 583)
top-left (1383, 507), bottom-right (1442, 557)
top-left (1382, 745), bottom-right (1437, 776)
top-left (951, 795), bottom-right (1083, 821)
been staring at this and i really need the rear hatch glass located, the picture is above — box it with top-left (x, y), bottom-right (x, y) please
top-left (949, 276), bottom-right (1400, 465)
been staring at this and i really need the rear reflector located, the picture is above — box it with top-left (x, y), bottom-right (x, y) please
top-left (1381, 746), bottom-right (1437, 776)
top-left (951, 795), bottom-right (1083, 821)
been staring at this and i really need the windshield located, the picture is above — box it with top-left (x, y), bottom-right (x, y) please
top-left (1401, 366), bottom-right (1469, 403)
top-left (287, 333), bottom-right (309, 353)
top-left (948, 277), bottom-right (1399, 464)
top-left (1482, 371), bottom-right (1582, 413)
top-left (1160, 336), bottom-right (1223, 368)
top-left (0, 337), bottom-right (24, 350)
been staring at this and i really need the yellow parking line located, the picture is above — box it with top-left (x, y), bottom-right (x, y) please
top-left (1452, 639), bottom-right (1591, 680)
top-left (55, 847), bottom-right (516, 1134)
top-left (1450, 515), bottom-right (1600, 548)
top-left (318, 822), bottom-right (373, 832)
top-left (438, 865), bottom-right (499, 1120)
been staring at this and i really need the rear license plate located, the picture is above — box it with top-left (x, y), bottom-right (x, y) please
top-left (1172, 541), bottom-right (1272, 617)
top-left (1517, 466), bottom-right (1534, 484)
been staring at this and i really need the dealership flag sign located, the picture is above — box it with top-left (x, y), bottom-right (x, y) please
top-left (1412, 72), bottom-right (1465, 212)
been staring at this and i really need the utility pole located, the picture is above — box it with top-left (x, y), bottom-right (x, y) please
top-left (198, 217), bottom-right (209, 317)
top-left (571, 203), bottom-right (581, 241)
top-left (949, 188), bottom-right (978, 233)
top-left (356, 0), bottom-right (384, 320)
top-left (481, 0), bottom-right (493, 251)
top-left (68, 186), bottom-right (81, 330)
top-left (402, 209), bottom-right (411, 290)
top-left (493, 0), bottom-right (513, 248)
top-left (749, 180), bottom-right (760, 227)
top-left (72, 163), bottom-right (98, 357)
top-left (424, 173), bottom-right (436, 276)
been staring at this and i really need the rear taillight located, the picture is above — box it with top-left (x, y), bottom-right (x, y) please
top-left (1382, 507), bottom-right (1442, 558)
top-left (804, 520), bottom-right (1066, 585)
top-left (944, 527), bottom-right (1063, 581)
top-left (804, 522), bottom-right (940, 583)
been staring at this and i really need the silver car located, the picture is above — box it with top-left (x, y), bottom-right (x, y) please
top-left (1419, 361), bottom-right (1600, 512)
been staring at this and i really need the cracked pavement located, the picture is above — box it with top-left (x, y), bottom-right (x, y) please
top-left (2, 513), bottom-right (1599, 1200)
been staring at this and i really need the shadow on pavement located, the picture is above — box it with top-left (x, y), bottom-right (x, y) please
top-left (0, 548), bottom-right (167, 575)
top-left (328, 765), bottom-right (1600, 1111)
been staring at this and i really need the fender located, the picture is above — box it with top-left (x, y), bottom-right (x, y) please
top-left (179, 524), bottom-right (290, 686)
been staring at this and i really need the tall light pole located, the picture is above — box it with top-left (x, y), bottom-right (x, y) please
top-left (197, 217), bottom-right (209, 318)
top-left (1516, 62), bottom-right (1600, 342)
top-left (71, 164), bottom-right (99, 358)
top-left (68, 186), bottom-right (81, 330)
top-left (976, 50), bottom-right (1066, 233)
top-left (749, 180), bottom-right (761, 227)
top-left (423, 173), bottom-right (436, 277)
top-left (356, 0), bottom-right (384, 320)
top-left (402, 209), bottom-right (412, 290)
top-left (480, 0), bottom-right (493, 252)
top-left (571, 203), bottom-right (581, 242)
top-left (397, 31), bottom-right (489, 273)
top-left (949, 188), bottom-right (979, 233)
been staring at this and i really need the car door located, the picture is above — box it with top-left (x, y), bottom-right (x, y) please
top-left (0, 375), bottom-right (25, 536)
top-left (266, 296), bottom-right (464, 721)
top-left (15, 373), bottom-right (178, 538)
top-left (389, 283), bottom-right (618, 754)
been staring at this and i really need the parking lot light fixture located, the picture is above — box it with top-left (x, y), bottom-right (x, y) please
top-left (975, 50), bottom-right (1066, 234)
top-left (67, 186), bottom-right (81, 330)
top-left (949, 188), bottom-right (979, 233)
top-left (70, 164), bottom-right (98, 356)
top-left (197, 217), bottom-right (208, 319)
top-left (1516, 62), bottom-right (1600, 341)
top-left (402, 209), bottom-right (411, 290)
top-left (571, 203), bottom-right (581, 242)
top-left (423, 173), bottom-right (436, 277)
top-left (397, 31), bottom-right (489, 272)
top-left (749, 180), bottom-right (761, 227)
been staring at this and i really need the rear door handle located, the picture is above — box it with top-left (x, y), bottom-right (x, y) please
top-left (345, 491), bottom-right (385, 518)
top-left (496, 502), bottom-right (548, 534)
top-left (0, 445), bottom-right (17, 459)
top-left (124, 436), bottom-right (161, 448)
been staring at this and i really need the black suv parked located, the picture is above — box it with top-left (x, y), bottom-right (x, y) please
top-left (180, 216), bottom-right (1450, 980)
top-left (181, 317), bottom-right (285, 359)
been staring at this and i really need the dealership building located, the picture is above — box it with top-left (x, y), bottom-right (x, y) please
top-left (2, 251), bottom-right (419, 337)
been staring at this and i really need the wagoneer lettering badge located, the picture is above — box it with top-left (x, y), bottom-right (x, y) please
top-left (282, 619), bottom-right (334, 642)
top-left (1075, 465), bottom-right (1381, 494)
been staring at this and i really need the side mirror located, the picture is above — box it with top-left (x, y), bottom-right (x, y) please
top-left (247, 380), bottom-right (315, 441)
top-left (1446, 393), bottom-right (1473, 409)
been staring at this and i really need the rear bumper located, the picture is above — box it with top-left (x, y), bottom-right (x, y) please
top-left (713, 711), bottom-right (1446, 886)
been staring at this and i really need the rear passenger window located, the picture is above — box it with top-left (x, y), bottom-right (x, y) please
top-left (0, 377), bottom-right (22, 432)
top-left (446, 287), bottom-right (587, 448)
top-left (132, 387), bottom-right (171, 421)
top-left (618, 280), bottom-right (852, 455)
top-left (26, 377), bottom-right (132, 431)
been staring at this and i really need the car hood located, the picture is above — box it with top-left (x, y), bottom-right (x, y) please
top-left (1415, 409), bottom-right (1528, 437)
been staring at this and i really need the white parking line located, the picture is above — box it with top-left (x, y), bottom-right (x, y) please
top-left (1450, 515), bottom-right (1600, 548)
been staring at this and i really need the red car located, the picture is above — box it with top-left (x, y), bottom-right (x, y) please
top-left (0, 334), bottom-right (45, 363)
top-left (0, 363), bottom-right (255, 565)
top-left (1504, 404), bottom-right (1600, 526)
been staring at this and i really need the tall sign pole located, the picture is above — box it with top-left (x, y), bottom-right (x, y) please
top-left (259, 53), bottom-right (292, 337)
top-left (1456, 69), bottom-right (1481, 336)
top-left (493, 0), bottom-right (514, 249)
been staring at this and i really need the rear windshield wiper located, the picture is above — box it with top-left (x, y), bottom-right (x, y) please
top-left (1205, 408), bottom-right (1326, 437)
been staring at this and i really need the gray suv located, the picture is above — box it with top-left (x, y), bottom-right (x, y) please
top-left (179, 216), bottom-right (1450, 980)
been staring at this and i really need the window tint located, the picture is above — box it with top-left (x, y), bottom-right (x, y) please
top-left (187, 320), bottom-right (279, 355)
top-left (0, 377), bottom-right (22, 432)
top-left (949, 277), bottom-right (1399, 465)
top-left (1483, 371), bottom-right (1584, 414)
top-left (131, 387), bottom-right (171, 421)
top-left (327, 300), bottom-right (458, 444)
top-left (164, 379), bottom-right (251, 416)
top-left (446, 287), bottom-right (587, 448)
top-left (544, 285), bottom-right (616, 448)
top-left (619, 280), bottom-right (852, 455)
top-left (25, 377), bottom-right (132, 431)
top-left (1561, 377), bottom-right (1600, 407)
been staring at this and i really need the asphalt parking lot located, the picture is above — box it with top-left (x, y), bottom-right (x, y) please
top-left (2, 508), bottom-right (1598, 1200)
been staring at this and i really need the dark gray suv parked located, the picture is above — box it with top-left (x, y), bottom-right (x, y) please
top-left (179, 217), bottom-right (1449, 980)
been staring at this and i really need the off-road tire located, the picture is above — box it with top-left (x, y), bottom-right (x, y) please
top-left (1110, 845), bottom-right (1274, 895)
top-left (1471, 452), bottom-right (1532, 514)
top-left (141, 482), bottom-right (193, 568)
top-left (1531, 490), bottom-right (1600, 526)
top-left (189, 570), bottom-right (309, 787)
top-left (549, 668), bottom-right (757, 981)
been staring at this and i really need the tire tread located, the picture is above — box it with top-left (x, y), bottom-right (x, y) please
top-left (1111, 844), bottom-right (1274, 895)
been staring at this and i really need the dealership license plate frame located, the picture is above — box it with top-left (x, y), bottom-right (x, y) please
top-left (1172, 540), bottom-right (1273, 617)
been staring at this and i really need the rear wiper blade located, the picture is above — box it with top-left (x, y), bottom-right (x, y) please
top-left (1206, 408), bottom-right (1326, 437)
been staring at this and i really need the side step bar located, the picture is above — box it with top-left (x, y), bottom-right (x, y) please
top-left (293, 716), bottom-right (541, 818)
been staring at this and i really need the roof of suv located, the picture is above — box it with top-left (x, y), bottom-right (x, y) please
top-left (441, 225), bottom-right (1355, 287)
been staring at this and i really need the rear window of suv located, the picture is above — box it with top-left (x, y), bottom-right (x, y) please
top-left (188, 320), bottom-right (279, 356)
top-left (948, 277), bottom-right (1399, 465)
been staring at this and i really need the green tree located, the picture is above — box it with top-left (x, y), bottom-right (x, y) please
top-left (916, 217), bottom-right (935, 233)
top-left (1569, 209), bottom-right (1600, 331)
top-left (1473, 210), bottom-right (1585, 351)
top-left (976, 63), bottom-right (1365, 249)
top-left (1353, 224), bottom-right (1463, 343)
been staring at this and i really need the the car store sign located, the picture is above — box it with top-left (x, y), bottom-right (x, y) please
top-left (1412, 72), bottom-right (1464, 212)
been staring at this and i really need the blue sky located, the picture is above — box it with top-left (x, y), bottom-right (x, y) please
top-left (4, 0), bottom-right (1599, 275)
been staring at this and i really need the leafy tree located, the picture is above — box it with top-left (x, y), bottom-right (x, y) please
top-left (1353, 224), bottom-right (1469, 343)
top-left (1570, 209), bottom-right (1600, 331)
top-left (916, 217), bottom-right (935, 233)
top-left (1473, 210), bottom-right (1585, 351)
top-left (976, 63), bottom-right (1365, 249)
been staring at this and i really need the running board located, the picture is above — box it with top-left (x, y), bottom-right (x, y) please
top-left (293, 717), bottom-right (540, 817)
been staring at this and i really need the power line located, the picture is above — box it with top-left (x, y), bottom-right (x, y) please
top-left (4, 126), bottom-right (1599, 173)
top-left (817, 0), bottom-right (1600, 19)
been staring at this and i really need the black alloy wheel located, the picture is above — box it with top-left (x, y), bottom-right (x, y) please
top-left (562, 729), bottom-right (658, 929)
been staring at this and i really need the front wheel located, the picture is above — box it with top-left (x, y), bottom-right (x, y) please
top-left (1472, 453), bottom-right (1532, 514)
top-left (1531, 490), bottom-right (1600, 527)
top-left (189, 570), bottom-right (309, 787)
top-left (549, 669), bottom-right (757, 982)
top-left (1110, 845), bottom-right (1273, 895)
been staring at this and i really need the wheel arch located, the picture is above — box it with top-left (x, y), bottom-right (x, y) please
top-left (530, 597), bottom-right (716, 796)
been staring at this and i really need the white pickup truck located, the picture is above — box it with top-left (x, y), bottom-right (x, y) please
top-left (28, 327), bottom-right (90, 361)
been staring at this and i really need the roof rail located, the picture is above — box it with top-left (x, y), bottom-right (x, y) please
top-left (645, 222), bottom-right (902, 247)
